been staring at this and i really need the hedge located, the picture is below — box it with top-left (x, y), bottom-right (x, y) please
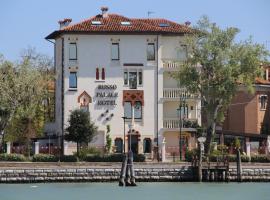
top-left (83, 154), bottom-right (145, 162)
top-left (0, 153), bottom-right (27, 162)
top-left (32, 154), bottom-right (78, 162)
top-left (32, 154), bottom-right (58, 162)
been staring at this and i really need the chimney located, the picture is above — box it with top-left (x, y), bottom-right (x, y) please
top-left (58, 18), bottom-right (72, 29)
top-left (185, 21), bottom-right (191, 26)
top-left (101, 6), bottom-right (109, 18)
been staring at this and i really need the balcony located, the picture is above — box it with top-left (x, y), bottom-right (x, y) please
top-left (162, 60), bottom-right (182, 71)
top-left (163, 118), bottom-right (198, 130)
top-left (163, 88), bottom-right (199, 100)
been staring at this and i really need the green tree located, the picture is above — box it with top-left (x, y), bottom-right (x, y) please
top-left (0, 49), bottom-right (53, 154)
top-left (65, 109), bottom-right (98, 153)
top-left (173, 16), bottom-right (269, 155)
top-left (105, 125), bottom-right (112, 153)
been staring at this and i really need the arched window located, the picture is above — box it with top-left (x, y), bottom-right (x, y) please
top-left (115, 138), bottom-right (123, 153)
top-left (96, 68), bottom-right (99, 80)
top-left (134, 101), bottom-right (142, 119)
top-left (124, 102), bottom-right (132, 119)
top-left (143, 138), bottom-right (151, 153)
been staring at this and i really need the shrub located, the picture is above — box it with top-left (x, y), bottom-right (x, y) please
top-left (75, 147), bottom-right (102, 160)
top-left (0, 153), bottom-right (26, 161)
top-left (60, 155), bottom-right (78, 162)
top-left (209, 154), bottom-right (253, 162)
top-left (83, 154), bottom-right (145, 162)
top-left (32, 154), bottom-right (58, 162)
top-left (185, 149), bottom-right (198, 162)
top-left (251, 155), bottom-right (270, 163)
top-left (133, 154), bottom-right (146, 162)
top-left (217, 144), bottom-right (229, 154)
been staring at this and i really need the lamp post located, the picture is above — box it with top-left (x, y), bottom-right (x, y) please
top-left (121, 116), bottom-right (127, 154)
top-left (177, 106), bottom-right (182, 161)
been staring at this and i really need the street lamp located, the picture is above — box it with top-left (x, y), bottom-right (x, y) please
top-left (121, 116), bottom-right (127, 154)
top-left (177, 106), bottom-right (183, 161)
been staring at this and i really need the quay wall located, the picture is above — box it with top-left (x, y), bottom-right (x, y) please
top-left (0, 164), bottom-right (269, 183)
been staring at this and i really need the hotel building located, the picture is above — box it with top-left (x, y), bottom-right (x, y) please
top-left (45, 7), bottom-right (201, 158)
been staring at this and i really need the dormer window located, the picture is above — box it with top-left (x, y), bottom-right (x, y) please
top-left (91, 21), bottom-right (102, 25)
top-left (159, 23), bottom-right (170, 27)
top-left (69, 43), bottom-right (77, 60)
top-left (121, 21), bottom-right (131, 26)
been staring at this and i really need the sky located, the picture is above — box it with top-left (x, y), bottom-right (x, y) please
top-left (0, 0), bottom-right (270, 61)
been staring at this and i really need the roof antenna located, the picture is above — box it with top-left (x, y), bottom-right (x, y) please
top-left (147, 11), bottom-right (155, 18)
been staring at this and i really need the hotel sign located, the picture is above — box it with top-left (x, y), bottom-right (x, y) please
top-left (96, 84), bottom-right (118, 106)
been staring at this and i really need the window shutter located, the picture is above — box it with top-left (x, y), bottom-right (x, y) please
top-left (102, 68), bottom-right (105, 80)
top-left (96, 68), bottom-right (99, 80)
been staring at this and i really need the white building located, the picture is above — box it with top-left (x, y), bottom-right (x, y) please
top-left (46, 7), bottom-right (201, 158)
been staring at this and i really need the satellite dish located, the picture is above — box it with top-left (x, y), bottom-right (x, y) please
top-left (198, 137), bottom-right (206, 143)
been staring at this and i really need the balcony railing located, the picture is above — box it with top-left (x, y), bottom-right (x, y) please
top-left (162, 60), bottom-right (183, 71)
top-left (163, 88), bottom-right (199, 99)
top-left (163, 118), bottom-right (198, 129)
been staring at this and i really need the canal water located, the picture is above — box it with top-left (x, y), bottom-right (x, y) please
top-left (0, 182), bottom-right (269, 200)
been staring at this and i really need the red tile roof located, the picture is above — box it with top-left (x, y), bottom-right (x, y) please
top-left (46, 14), bottom-right (194, 39)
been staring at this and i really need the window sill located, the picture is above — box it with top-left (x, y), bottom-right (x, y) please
top-left (124, 119), bottom-right (143, 122)
top-left (123, 85), bottom-right (143, 89)
top-left (68, 88), bottom-right (77, 91)
top-left (95, 80), bottom-right (106, 83)
top-left (260, 108), bottom-right (267, 111)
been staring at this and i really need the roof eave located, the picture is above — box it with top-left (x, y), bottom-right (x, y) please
top-left (45, 30), bottom-right (195, 39)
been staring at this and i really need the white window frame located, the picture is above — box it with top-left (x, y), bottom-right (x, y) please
top-left (69, 71), bottom-right (77, 89)
top-left (69, 43), bottom-right (77, 60)
top-left (111, 43), bottom-right (120, 60)
top-left (123, 69), bottom-right (143, 89)
top-left (147, 43), bottom-right (155, 61)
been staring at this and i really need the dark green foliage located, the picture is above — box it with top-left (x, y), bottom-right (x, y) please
top-left (173, 16), bottom-right (269, 154)
top-left (32, 154), bottom-right (58, 162)
top-left (0, 153), bottom-right (26, 161)
top-left (251, 155), bottom-right (270, 163)
top-left (74, 147), bottom-right (102, 160)
top-left (208, 154), bottom-right (270, 163)
top-left (185, 149), bottom-right (198, 162)
top-left (83, 154), bottom-right (145, 162)
top-left (65, 109), bottom-right (98, 152)
top-left (32, 154), bottom-right (77, 162)
top-left (60, 155), bottom-right (77, 162)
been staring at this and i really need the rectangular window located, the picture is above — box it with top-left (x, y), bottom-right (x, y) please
top-left (124, 102), bottom-right (132, 119)
top-left (123, 70), bottom-right (143, 88)
top-left (124, 71), bottom-right (128, 85)
top-left (111, 43), bottom-right (119, 60)
top-left (260, 95), bottom-right (268, 110)
top-left (129, 72), bottom-right (137, 89)
top-left (96, 68), bottom-right (99, 80)
top-left (147, 43), bottom-right (155, 61)
top-left (69, 43), bottom-right (77, 60)
top-left (102, 68), bottom-right (105, 80)
top-left (138, 71), bottom-right (143, 85)
top-left (69, 72), bottom-right (77, 88)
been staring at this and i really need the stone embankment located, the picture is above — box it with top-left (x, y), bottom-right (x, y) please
top-left (0, 162), bottom-right (269, 183)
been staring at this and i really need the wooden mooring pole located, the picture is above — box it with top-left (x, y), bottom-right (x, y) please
top-left (236, 149), bottom-right (242, 182)
top-left (119, 151), bottom-right (137, 187)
